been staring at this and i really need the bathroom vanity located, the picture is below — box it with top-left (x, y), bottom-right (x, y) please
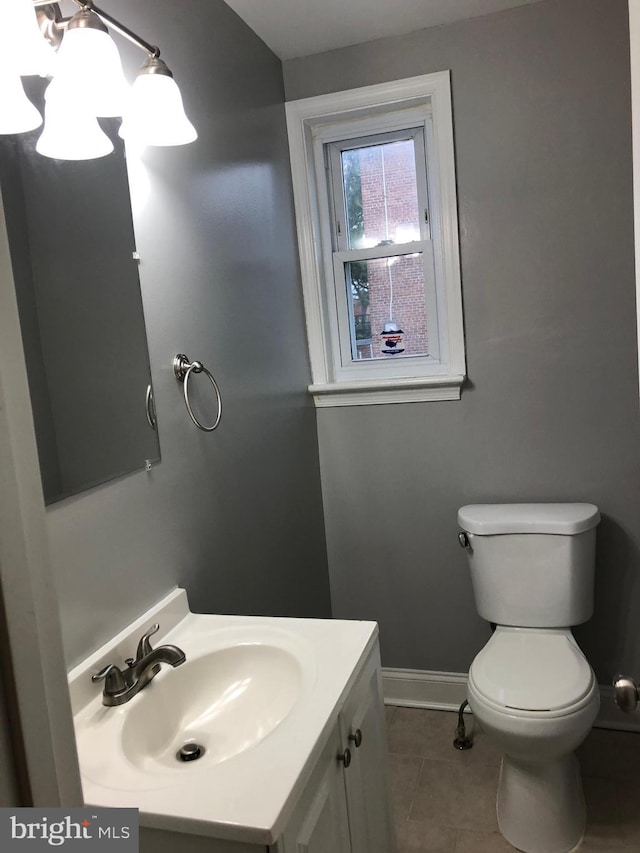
top-left (68, 590), bottom-right (396, 853)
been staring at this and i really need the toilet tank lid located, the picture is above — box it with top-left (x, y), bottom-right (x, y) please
top-left (457, 503), bottom-right (600, 535)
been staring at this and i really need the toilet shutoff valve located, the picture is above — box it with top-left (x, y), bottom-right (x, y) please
top-left (613, 674), bottom-right (639, 713)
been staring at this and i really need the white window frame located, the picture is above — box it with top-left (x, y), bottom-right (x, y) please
top-left (286, 71), bottom-right (466, 407)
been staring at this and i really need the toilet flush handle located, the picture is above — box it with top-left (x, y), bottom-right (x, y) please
top-left (458, 532), bottom-right (472, 551)
top-left (613, 675), bottom-right (639, 713)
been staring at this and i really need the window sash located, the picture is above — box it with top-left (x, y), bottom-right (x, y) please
top-left (327, 126), bottom-right (431, 253)
top-left (326, 124), bottom-right (437, 374)
top-left (333, 241), bottom-right (440, 372)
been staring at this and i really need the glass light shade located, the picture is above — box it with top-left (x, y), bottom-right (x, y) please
top-left (54, 27), bottom-right (129, 117)
top-left (36, 91), bottom-right (113, 160)
top-left (4, 0), bottom-right (56, 77)
top-left (0, 67), bottom-right (42, 134)
top-left (119, 73), bottom-right (197, 147)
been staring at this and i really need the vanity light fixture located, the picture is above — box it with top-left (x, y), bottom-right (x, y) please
top-left (36, 83), bottom-right (114, 160)
top-left (7, 0), bottom-right (56, 77)
top-left (118, 57), bottom-right (197, 147)
top-left (0, 64), bottom-right (44, 134)
top-left (49, 6), bottom-right (130, 118)
top-left (1, 0), bottom-right (197, 158)
top-left (0, 0), bottom-right (54, 134)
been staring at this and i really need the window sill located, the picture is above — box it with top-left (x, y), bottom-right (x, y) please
top-left (308, 375), bottom-right (465, 407)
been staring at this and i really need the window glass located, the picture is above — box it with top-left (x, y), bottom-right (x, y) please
top-left (345, 254), bottom-right (430, 361)
top-left (341, 139), bottom-right (421, 250)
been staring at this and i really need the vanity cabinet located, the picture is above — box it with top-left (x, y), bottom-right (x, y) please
top-left (338, 650), bottom-right (395, 853)
top-left (278, 724), bottom-right (352, 853)
top-left (76, 594), bottom-right (395, 853)
top-left (278, 645), bottom-right (395, 853)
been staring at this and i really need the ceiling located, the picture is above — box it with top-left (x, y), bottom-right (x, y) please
top-left (222, 0), bottom-right (546, 61)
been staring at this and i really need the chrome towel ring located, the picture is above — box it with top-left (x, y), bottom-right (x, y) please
top-left (173, 354), bottom-right (222, 432)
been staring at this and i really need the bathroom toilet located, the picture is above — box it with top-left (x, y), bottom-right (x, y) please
top-left (458, 503), bottom-right (601, 853)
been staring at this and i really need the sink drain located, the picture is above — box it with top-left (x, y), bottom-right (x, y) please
top-left (177, 743), bottom-right (205, 762)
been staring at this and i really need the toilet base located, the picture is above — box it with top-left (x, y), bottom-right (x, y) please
top-left (497, 754), bottom-right (585, 853)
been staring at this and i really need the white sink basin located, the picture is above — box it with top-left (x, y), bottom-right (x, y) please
top-left (74, 621), bottom-right (315, 793)
top-left (121, 643), bottom-right (302, 772)
top-left (69, 590), bottom-right (377, 844)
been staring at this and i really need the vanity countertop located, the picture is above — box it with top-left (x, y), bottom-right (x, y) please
top-left (68, 589), bottom-right (378, 845)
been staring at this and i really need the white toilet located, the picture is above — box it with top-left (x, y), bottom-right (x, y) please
top-left (457, 503), bottom-right (601, 853)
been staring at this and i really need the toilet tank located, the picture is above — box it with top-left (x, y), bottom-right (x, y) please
top-left (457, 503), bottom-right (600, 628)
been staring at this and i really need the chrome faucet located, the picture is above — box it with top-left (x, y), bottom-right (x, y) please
top-left (92, 623), bottom-right (186, 706)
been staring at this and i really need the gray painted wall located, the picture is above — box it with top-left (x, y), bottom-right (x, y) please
top-left (284, 0), bottom-right (640, 681)
top-left (40, 0), bottom-right (331, 666)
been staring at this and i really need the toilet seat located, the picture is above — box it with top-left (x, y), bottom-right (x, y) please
top-left (469, 628), bottom-right (595, 715)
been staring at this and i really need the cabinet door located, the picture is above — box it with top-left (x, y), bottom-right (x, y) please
top-left (339, 648), bottom-right (396, 853)
top-left (280, 724), bottom-right (351, 853)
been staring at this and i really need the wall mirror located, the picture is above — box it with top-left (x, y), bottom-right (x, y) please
top-left (0, 78), bottom-right (160, 505)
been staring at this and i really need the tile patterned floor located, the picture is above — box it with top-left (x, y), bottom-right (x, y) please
top-left (385, 706), bottom-right (640, 853)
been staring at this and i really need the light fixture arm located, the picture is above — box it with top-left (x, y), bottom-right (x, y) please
top-left (32, 0), bottom-right (160, 58)
top-left (73, 1), bottom-right (160, 58)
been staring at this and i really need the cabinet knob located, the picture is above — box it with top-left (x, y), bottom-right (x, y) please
top-left (339, 747), bottom-right (352, 768)
top-left (349, 728), bottom-right (363, 748)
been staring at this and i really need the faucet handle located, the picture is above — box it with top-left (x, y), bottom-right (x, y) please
top-left (92, 664), bottom-right (126, 694)
top-left (136, 623), bottom-right (160, 661)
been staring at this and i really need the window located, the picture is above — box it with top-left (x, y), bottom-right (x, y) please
top-left (286, 72), bottom-right (466, 407)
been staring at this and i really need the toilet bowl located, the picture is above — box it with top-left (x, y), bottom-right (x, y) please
top-left (458, 503), bottom-right (601, 853)
top-left (469, 628), bottom-right (599, 760)
top-left (468, 627), bottom-right (599, 853)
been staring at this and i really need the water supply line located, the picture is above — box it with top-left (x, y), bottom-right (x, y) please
top-left (453, 699), bottom-right (473, 750)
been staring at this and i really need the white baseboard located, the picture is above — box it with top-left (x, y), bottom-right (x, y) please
top-left (383, 668), bottom-right (469, 712)
top-left (382, 668), bottom-right (640, 732)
